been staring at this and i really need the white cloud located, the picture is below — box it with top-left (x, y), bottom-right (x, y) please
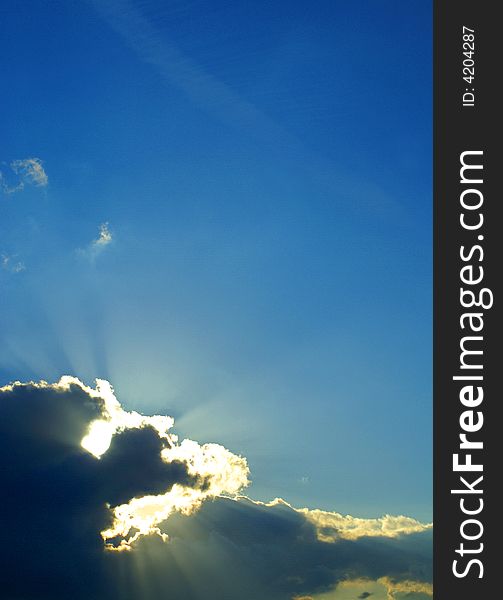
top-left (93, 222), bottom-right (113, 248)
top-left (299, 505), bottom-right (432, 542)
top-left (1, 157), bottom-right (48, 195)
top-left (79, 222), bottom-right (114, 260)
top-left (1, 253), bottom-right (25, 273)
top-left (10, 158), bottom-right (48, 188)
top-left (236, 497), bottom-right (431, 542)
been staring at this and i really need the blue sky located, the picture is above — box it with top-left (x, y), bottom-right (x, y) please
top-left (0, 0), bottom-right (431, 521)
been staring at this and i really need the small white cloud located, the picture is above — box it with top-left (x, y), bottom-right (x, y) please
top-left (94, 222), bottom-right (113, 248)
top-left (78, 222), bottom-right (114, 260)
top-left (1, 253), bottom-right (25, 274)
top-left (10, 158), bottom-right (48, 188)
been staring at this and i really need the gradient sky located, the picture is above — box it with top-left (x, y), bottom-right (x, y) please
top-left (0, 0), bottom-right (432, 522)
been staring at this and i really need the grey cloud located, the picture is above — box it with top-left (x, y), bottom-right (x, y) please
top-left (145, 497), bottom-right (432, 600)
top-left (0, 379), bottom-right (212, 598)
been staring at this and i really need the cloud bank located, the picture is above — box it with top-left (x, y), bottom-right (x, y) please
top-left (0, 377), bottom-right (432, 599)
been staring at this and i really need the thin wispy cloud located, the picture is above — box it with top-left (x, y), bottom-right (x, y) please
top-left (1, 253), bottom-right (25, 274)
top-left (91, 0), bottom-right (294, 146)
top-left (1, 158), bottom-right (48, 195)
top-left (90, 1), bottom-right (403, 219)
top-left (0, 172), bottom-right (24, 195)
top-left (11, 158), bottom-right (48, 187)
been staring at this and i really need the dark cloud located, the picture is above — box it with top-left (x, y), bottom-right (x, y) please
top-left (94, 426), bottom-right (201, 506)
top-left (0, 379), bottom-right (203, 598)
top-left (142, 497), bottom-right (432, 600)
top-left (1, 378), bottom-right (432, 600)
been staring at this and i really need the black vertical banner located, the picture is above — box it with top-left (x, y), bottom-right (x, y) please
top-left (435, 2), bottom-right (500, 598)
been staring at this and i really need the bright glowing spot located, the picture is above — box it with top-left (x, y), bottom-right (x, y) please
top-left (67, 376), bottom-right (249, 548)
top-left (81, 420), bottom-right (114, 457)
top-left (79, 378), bottom-right (177, 460)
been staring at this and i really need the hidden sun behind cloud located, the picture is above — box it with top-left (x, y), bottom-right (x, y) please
top-left (1, 376), bottom-right (432, 600)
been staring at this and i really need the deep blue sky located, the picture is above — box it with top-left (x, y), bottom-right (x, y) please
top-left (0, 0), bottom-right (432, 521)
